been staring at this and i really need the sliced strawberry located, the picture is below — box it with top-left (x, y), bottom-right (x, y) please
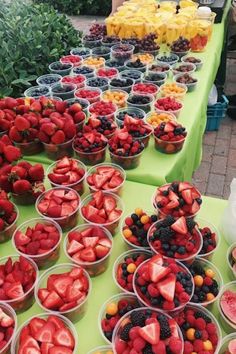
top-left (56, 157), bottom-right (70, 169)
top-left (171, 217), bottom-right (187, 235)
top-left (191, 200), bottom-right (200, 214)
top-left (178, 182), bottom-right (193, 192)
top-left (103, 196), bottom-right (116, 213)
top-left (34, 321), bottom-right (56, 343)
top-left (108, 209), bottom-right (122, 222)
top-left (47, 315), bottom-right (65, 330)
top-left (22, 347), bottom-right (41, 354)
top-left (63, 191), bottom-right (77, 201)
top-left (79, 247), bottom-right (96, 262)
top-left (80, 227), bottom-right (93, 238)
top-left (59, 301), bottom-right (78, 312)
top-left (95, 245), bottom-right (110, 259)
top-left (51, 276), bottom-right (73, 298)
top-left (73, 278), bottom-right (84, 291)
top-left (98, 237), bottom-right (112, 248)
top-left (61, 203), bottom-right (74, 217)
top-left (43, 291), bottom-right (64, 310)
top-left (166, 200), bottom-right (179, 209)
top-left (157, 273), bottom-right (176, 302)
top-left (93, 191), bottom-right (103, 208)
top-left (41, 342), bottom-right (54, 354)
top-left (82, 236), bottom-right (99, 248)
top-left (168, 190), bottom-right (179, 201)
top-left (67, 240), bottom-right (84, 256)
top-left (38, 288), bottom-right (50, 302)
top-left (82, 205), bottom-right (98, 220)
top-left (181, 189), bottom-right (193, 205)
top-left (151, 253), bottom-right (163, 266)
top-left (69, 267), bottom-right (83, 279)
top-left (169, 318), bottom-right (179, 338)
top-left (14, 231), bottom-right (31, 246)
top-left (53, 327), bottom-right (75, 349)
top-left (29, 318), bottom-right (46, 337)
top-left (6, 282), bottom-right (24, 299)
top-left (164, 122), bottom-right (174, 133)
top-left (93, 174), bottom-right (109, 189)
top-left (19, 334), bottom-right (40, 349)
top-left (65, 285), bottom-right (83, 302)
top-left (109, 175), bottom-right (123, 189)
top-left (49, 346), bottom-right (72, 354)
top-left (98, 208), bottom-right (106, 219)
top-left (138, 322), bottom-right (160, 345)
top-left (148, 263), bottom-right (170, 283)
top-left (49, 173), bottom-right (70, 184)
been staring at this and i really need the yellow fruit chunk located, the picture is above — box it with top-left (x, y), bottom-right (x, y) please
top-left (127, 263), bottom-right (137, 273)
top-left (206, 293), bottom-right (215, 301)
top-left (140, 215), bottom-right (150, 224)
top-left (203, 340), bottom-right (213, 351)
top-left (106, 302), bottom-right (118, 316)
top-left (205, 269), bottom-right (215, 278)
top-left (123, 228), bottom-right (132, 238)
top-left (194, 275), bottom-right (204, 287)
top-left (186, 328), bottom-right (195, 341)
top-left (135, 208), bottom-right (143, 216)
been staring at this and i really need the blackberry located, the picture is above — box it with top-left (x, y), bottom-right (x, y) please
top-left (151, 214), bottom-right (158, 222)
top-left (186, 218), bottom-right (196, 232)
top-left (195, 330), bottom-right (202, 339)
top-left (120, 323), bottom-right (133, 341)
top-left (194, 311), bottom-right (211, 323)
top-left (171, 182), bottom-right (179, 193)
top-left (182, 322), bottom-right (190, 330)
top-left (130, 311), bottom-right (146, 326)
top-left (143, 344), bottom-right (154, 354)
top-left (159, 227), bottom-right (174, 241)
top-left (162, 215), bottom-right (175, 227)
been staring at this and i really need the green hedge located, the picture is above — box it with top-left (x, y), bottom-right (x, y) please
top-left (0, 0), bottom-right (81, 98)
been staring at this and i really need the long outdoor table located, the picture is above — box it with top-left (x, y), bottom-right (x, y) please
top-left (0, 178), bottom-right (232, 353)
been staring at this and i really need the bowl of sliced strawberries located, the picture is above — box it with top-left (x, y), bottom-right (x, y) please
top-left (0, 303), bottom-right (17, 354)
top-left (35, 264), bottom-right (91, 323)
top-left (64, 224), bottom-right (113, 277)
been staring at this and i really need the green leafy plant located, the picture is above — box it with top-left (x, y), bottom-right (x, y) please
top-left (0, 0), bottom-right (81, 98)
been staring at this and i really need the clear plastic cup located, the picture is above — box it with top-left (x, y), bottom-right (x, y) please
top-left (12, 218), bottom-right (62, 269)
top-left (14, 140), bottom-right (43, 156)
top-left (70, 47), bottom-right (91, 58)
top-left (65, 97), bottom-right (90, 117)
top-left (189, 257), bottom-right (223, 308)
top-left (98, 293), bottom-right (139, 344)
top-left (133, 52), bottom-right (156, 64)
top-left (102, 89), bottom-right (129, 109)
top-left (36, 73), bottom-right (62, 87)
top-left (51, 83), bottom-right (77, 100)
top-left (227, 242), bottom-right (236, 280)
top-left (174, 73), bottom-right (198, 92)
top-left (83, 36), bottom-right (102, 49)
top-left (106, 60), bottom-right (125, 72)
top-left (73, 143), bottom-right (107, 166)
top-left (92, 46), bottom-right (111, 60)
top-left (0, 204), bottom-right (19, 243)
top-left (194, 217), bottom-right (220, 260)
top-left (154, 99), bottom-right (183, 118)
top-left (132, 83), bottom-right (159, 97)
top-left (115, 107), bottom-right (146, 127)
top-left (218, 281), bottom-right (236, 332)
top-left (11, 313), bottom-right (78, 353)
top-left (97, 68), bottom-right (119, 80)
top-left (109, 78), bottom-right (134, 94)
top-left (86, 77), bottom-right (109, 92)
top-left (60, 55), bottom-right (83, 66)
top-left (112, 249), bottom-right (152, 293)
top-left (102, 37), bottom-right (120, 48)
top-left (217, 333), bottom-right (236, 354)
top-left (72, 66), bottom-right (95, 78)
top-left (46, 159), bottom-right (86, 195)
top-left (132, 127), bottom-right (153, 148)
top-left (111, 44), bottom-right (134, 64)
top-left (112, 307), bottom-right (184, 354)
top-left (64, 224), bottom-right (113, 277)
top-left (147, 219), bottom-right (203, 264)
top-left (120, 69), bottom-right (143, 83)
top-left (89, 101), bottom-right (117, 120)
top-left (171, 49), bottom-right (190, 60)
top-left (61, 74), bottom-right (86, 89)
top-left (143, 72), bottom-right (167, 86)
top-left (181, 55), bottom-right (203, 70)
top-left (24, 85), bottom-right (50, 98)
top-left (35, 263), bottom-right (91, 323)
top-left (172, 62), bottom-right (196, 76)
top-left (35, 187), bottom-right (80, 231)
top-left (88, 346), bottom-right (113, 354)
top-left (127, 94), bottom-right (154, 113)
top-left (133, 258), bottom-right (194, 314)
top-left (75, 87), bottom-right (101, 104)
top-left (43, 137), bottom-right (74, 160)
top-left (145, 111), bottom-right (177, 128)
top-left (80, 192), bottom-right (124, 236)
top-left (86, 163), bottom-right (126, 195)
top-left (124, 59), bottom-right (147, 73)
top-left (189, 19), bottom-right (211, 52)
top-left (83, 56), bottom-right (106, 70)
top-left (109, 149), bottom-right (144, 170)
top-left (49, 61), bottom-right (73, 76)
top-left (156, 53), bottom-right (179, 66)
top-left (0, 255), bottom-right (38, 313)
top-left (12, 186), bottom-right (45, 205)
top-left (0, 303), bottom-right (17, 353)
top-left (148, 62), bottom-right (171, 75)
top-left (153, 133), bottom-right (186, 153)
top-left (160, 82), bottom-right (187, 100)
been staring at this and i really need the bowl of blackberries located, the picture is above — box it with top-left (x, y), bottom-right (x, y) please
top-left (109, 77), bottom-right (134, 93)
top-left (120, 69), bottom-right (143, 83)
top-left (174, 73), bottom-right (198, 92)
top-left (49, 61), bottom-right (73, 76)
top-left (36, 74), bottom-right (62, 87)
top-left (24, 85), bottom-right (50, 98)
top-left (170, 36), bottom-right (191, 59)
top-left (70, 47), bottom-right (91, 58)
top-left (156, 53), bottom-right (179, 66)
top-left (101, 35), bottom-right (120, 47)
top-left (72, 66), bottom-right (95, 78)
top-left (111, 44), bottom-right (134, 64)
top-left (106, 59), bottom-right (125, 72)
top-left (92, 46), bottom-right (111, 60)
top-left (143, 72), bottom-right (167, 86)
top-left (51, 83), bottom-right (77, 100)
top-left (83, 34), bottom-right (102, 48)
top-left (86, 77), bottom-right (109, 92)
top-left (127, 93), bottom-right (154, 113)
top-left (181, 55), bottom-right (203, 71)
top-left (115, 107), bottom-right (146, 127)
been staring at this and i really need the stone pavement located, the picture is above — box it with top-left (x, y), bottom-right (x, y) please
top-left (70, 15), bottom-right (236, 200)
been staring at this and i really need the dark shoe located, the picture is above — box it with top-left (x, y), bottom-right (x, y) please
top-left (227, 95), bottom-right (236, 106)
top-left (227, 107), bottom-right (236, 119)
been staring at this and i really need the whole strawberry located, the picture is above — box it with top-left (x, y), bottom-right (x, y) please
top-left (0, 195), bottom-right (18, 242)
top-left (0, 135), bottom-right (21, 168)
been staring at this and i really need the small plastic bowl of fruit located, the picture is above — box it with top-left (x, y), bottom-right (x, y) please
top-left (134, 253), bottom-right (194, 313)
top-left (0, 201), bottom-right (19, 243)
top-left (143, 72), bottom-right (167, 86)
top-left (86, 77), bottom-right (109, 92)
top-left (145, 111), bottom-right (177, 128)
top-left (172, 62), bottom-right (196, 76)
top-left (106, 59), bottom-right (125, 72)
top-left (115, 107), bottom-right (146, 127)
top-left (98, 293), bottom-right (140, 344)
top-left (89, 100), bottom-right (117, 120)
top-left (121, 208), bottom-right (158, 249)
top-left (80, 191), bottom-right (124, 235)
top-left (160, 82), bottom-right (187, 100)
top-left (218, 281), bottom-right (236, 332)
top-left (35, 263), bottom-right (91, 323)
top-left (97, 67), bottom-right (119, 80)
top-left (0, 255), bottom-right (38, 313)
top-left (92, 46), bottom-right (111, 60)
top-left (120, 69), bottom-right (143, 84)
top-left (47, 157), bottom-right (86, 195)
top-left (189, 257), bottom-right (223, 308)
top-left (12, 218), bottom-right (62, 269)
top-left (83, 56), bottom-right (106, 70)
top-left (227, 242), bottom-right (236, 279)
top-left (156, 53), bottom-right (179, 66)
top-left (174, 73), bottom-right (198, 92)
top-left (51, 83), bottom-right (77, 100)
top-left (11, 313), bottom-right (78, 353)
top-left (148, 62), bottom-right (171, 75)
top-left (120, 115), bottom-right (153, 148)
top-left (112, 307), bottom-right (184, 354)
top-left (73, 65), bottom-right (95, 78)
top-left (64, 224), bottom-right (113, 277)
top-left (181, 55), bottom-right (203, 71)
top-left (153, 120), bottom-right (187, 154)
top-left (113, 249), bottom-right (152, 293)
top-left (124, 58), bottom-right (147, 73)
top-left (0, 303), bottom-right (17, 353)
top-left (174, 304), bottom-right (222, 354)
top-left (217, 333), bottom-right (236, 354)
top-left (61, 74), bottom-right (86, 89)
top-left (132, 83), bottom-right (159, 97)
top-left (132, 52), bottom-right (155, 65)
top-left (49, 61), bottom-right (73, 76)
top-left (82, 34), bottom-right (103, 48)
top-left (109, 77), bottom-right (135, 93)
top-left (101, 35), bottom-right (120, 48)
top-left (24, 85), bottom-right (50, 98)
top-left (102, 89), bottom-right (129, 109)
top-left (36, 187), bottom-right (80, 231)
top-left (88, 346), bottom-right (113, 354)
top-left (36, 73), bottom-right (62, 87)
top-left (60, 54), bottom-right (82, 67)
top-left (127, 93), bottom-right (154, 113)
top-left (86, 163), bottom-right (126, 195)
top-left (111, 44), bottom-right (135, 63)
top-left (154, 96), bottom-right (183, 118)
top-left (194, 217), bottom-right (220, 260)
top-left (75, 87), bottom-right (101, 104)
top-left (42, 135), bottom-right (74, 160)
top-left (70, 46), bottom-right (91, 58)
top-left (148, 216), bottom-right (203, 264)
top-left (66, 97), bottom-right (90, 118)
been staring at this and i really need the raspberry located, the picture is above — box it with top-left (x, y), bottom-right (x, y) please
top-left (193, 339), bottom-right (204, 352)
top-left (152, 341), bottom-right (166, 354)
top-left (203, 277), bottom-right (213, 286)
top-left (179, 292), bottom-right (190, 303)
top-left (186, 315), bottom-right (196, 326)
top-left (209, 333), bottom-right (218, 345)
top-left (147, 284), bottom-right (159, 297)
top-left (133, 337), bottom-right (146, 351)
top-left (129, 326), bottom-right (140, 340)
top-left (201, 330), bottom-right (209, 341)
top-left (205, 323), bottom-right (215, 334)
top-left (175, 282), bottom-right (184, 293)
top-left (169, 337), bottom-right (183, 354)
top-left (184, 341), bottom-right (194, 354)
top-left (195, 318), bottom-right (206, 330)
top-left (162, 300), bottom-right (175, 310)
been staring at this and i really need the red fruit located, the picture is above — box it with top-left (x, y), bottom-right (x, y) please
top-left (171, 217), bottom-right (187, 235)
top-left (47, 315), bottom-right (65, 330)
top-left (80, 247), bottom-right (96, 262)
top-left (38, 289), bottom-right (50, 302)
top-left (65, 285), bottom-right (83, 302)
top-left (148, 262), bottom-right (170, 283)
top-left (3, 145), bottom-right (21, 163)
top-left (5, 97), bottom-right (18, 109)
top-left (15, 116), bottom-right (30, 131)
top-left (51, 130), bottom-right (66, 144)
top-left (157, 273), bottom-right (176, 302)
top-left (182, 189), bottom-right (193, 205)
top-left (28, 164), bottom-right (44, 181)
top-left (95, 244), bottom-right (110, 259)
top-left (34, 321), bottom-right (56, 343)
top-left (6, 282), bottom-right (24, 299)
top-left (51, 276), bottom-right (73, 298)
top-left (11, 165), bottom-right (27, 179)
top-left (46, 205), bottom-right (62, 218)
top-left (43, 291), bottom-right (64, 310)
top-left (169, 337), bottom-right (183, 354)
top-left (13, 180), bottom-right (31, 194)
top-left (49, 347), bottom-right (72, 354)
top-left (138, 322), bottom-right (160, 345)
top-left (29, 318), bottom-right (46, 336)
top-left (41, 123), bottom-right (57, 136)
top-left (67, 240), bottom-right (84, 255)
top-left (0, 200), bottom-right (14, 216)
top-left (41, 342), bottom-right (54, 354)
top-left (53, 327), bottom-right (75, 349)
top-left (103, 196), bottom-right (116, 213)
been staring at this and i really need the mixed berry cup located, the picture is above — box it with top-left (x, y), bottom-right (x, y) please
top-left (12, 218), bottom-right (62, 269)
top-left (73, 137), bottom-right (107, 166)
top-left (14, 139), bottom-right (43, 156)
top-left (49, 61), bottom-right (73, 76)
top-left (227, 242), bottom-right (236, 279)
top-left (70, 46), bottom-right (91, 58)
top-left (194, 217), bottom-right (220, 260)
top-left (98, 293), bottom-right (140, 344)
top-left (115, 107), bottom-right (146, 127)
top-left (80, 191), bottom-right (124, 235)
top-left (11, 313), bottom-right (78, 354)
top-left (64, 224), bottom-right (113, 277)
top-left (0, 204), bottom-right (18, 243)
top-left (109, 149), bottom-right (144, 170)
top-left (0, 303), bottom-right (17, 354)
top-left (89, 101), bottom-right (117, 120)
top-left (88, 346), bottom-right (113, 354)
top-left (35, 263), bottom-right (91, 323)
top-left (86, 163), bottom-right (126, 195)
top-left (145, 111), bottom-right (177, 129)
top-left (36, 187), bottom-right (80, 231)
top-left (189, 257), bottom-right (223, 308)
top-left (153, 132), bottom-right (186, 154)
top-left (43, 137), bottom-right (74, 160)
top-left (36, 73), bottom-right (62, 87)
top-left (66, 97), bottom-right (90, 116)
top-left (61, 74), bottom-right (86, 89)
top-left (75, 87), bottom-right (101, 104)
top-left (47, 158), bottom-right (86, 195)
top-left (112, 249), bottom-right (152, 293)
top-left (112, 307), bottom-right (184, 354)
top-left (217, 333), bottom-right (236, 354)
top-left (0, 255), bottom-right (38, 313)
top-left (218, 281), bottom-right (236, 332)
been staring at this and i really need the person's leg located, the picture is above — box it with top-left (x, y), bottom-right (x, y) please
top-left (111, 0), bottom-right (125, 14)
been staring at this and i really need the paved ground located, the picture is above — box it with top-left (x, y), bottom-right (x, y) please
top-left (70, 16), bottom-right (236, 200)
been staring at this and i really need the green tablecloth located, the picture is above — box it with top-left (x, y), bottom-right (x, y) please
top-left (0, 179), bottom-right (232, 353)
